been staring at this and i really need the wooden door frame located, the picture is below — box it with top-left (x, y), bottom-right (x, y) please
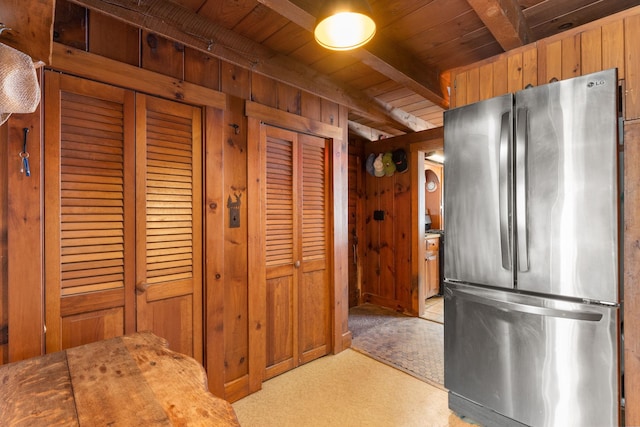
top-left (246, 101), bottom-right (349, 393)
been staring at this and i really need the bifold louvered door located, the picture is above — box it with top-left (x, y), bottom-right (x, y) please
top-left (45, 72), bottom-right (136, 351)
top-left (44, 73), bottom-right (202, 359)
top-left (264, 126), bottom-right (330, 380)
top-left (135, 94), bottom-right (202, 360)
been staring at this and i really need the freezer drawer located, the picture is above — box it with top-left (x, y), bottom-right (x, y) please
top-left (444, 282), bottom-right (618, 427)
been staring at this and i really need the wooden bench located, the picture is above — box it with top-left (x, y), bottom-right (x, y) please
top-left (0, 331), bottom-right (240, 426)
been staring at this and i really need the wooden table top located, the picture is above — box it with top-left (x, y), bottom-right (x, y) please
top-left (0, 331), bottom-right (240, 426)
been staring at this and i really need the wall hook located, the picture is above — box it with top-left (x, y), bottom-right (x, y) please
top-left (19, 128), bottom-right (30, 177)
top-left (229, 123), bottom-right (240, 135)
top-left (0, 23), bottom-right (12, 36)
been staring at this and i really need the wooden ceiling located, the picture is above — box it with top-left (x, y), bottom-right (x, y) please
top-left (69, 0), bottom-right (640, 139)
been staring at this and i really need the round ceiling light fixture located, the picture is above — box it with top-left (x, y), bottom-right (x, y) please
top-left (314, 0), bottom-right (376, 51)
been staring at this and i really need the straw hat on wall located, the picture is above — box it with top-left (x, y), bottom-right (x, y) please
top-left (0, 42), bottom-right (40, 125)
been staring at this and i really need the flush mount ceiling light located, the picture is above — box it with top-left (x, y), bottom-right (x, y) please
top-left (314, 0), bottom-right (376, 51)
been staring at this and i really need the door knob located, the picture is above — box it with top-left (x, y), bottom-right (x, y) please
top-left (294, 260), bottom-right (301, 268)
top-left (136, 282), bottom-right (149, 294)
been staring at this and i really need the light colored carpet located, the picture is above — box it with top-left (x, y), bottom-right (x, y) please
top-left (232, 349), bottom-right (474, 427)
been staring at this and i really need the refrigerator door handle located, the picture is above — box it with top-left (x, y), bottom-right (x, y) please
top-left (448, 286), bottom-right (603, 322)
top-left (515, 108), bottom-right (529, 272)
top-left (499, 112), bottom-right (511, 270)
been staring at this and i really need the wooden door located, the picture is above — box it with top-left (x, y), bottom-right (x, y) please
top-left (44, 72), bottom-right (136, 351)
top-left (44, 75), bottom-right (203, 359)
top-left (135, 94), bottom-right (203, 361)
top-left (263, 127), bottom-right (330, 380)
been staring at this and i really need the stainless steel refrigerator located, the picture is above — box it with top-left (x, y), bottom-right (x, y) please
top-left (443, 68), bottom-right (620, 427)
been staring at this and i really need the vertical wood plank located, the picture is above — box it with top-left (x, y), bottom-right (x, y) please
top-left (184, 48), bottom-right (220, 91)
top-left (522, 47), bottom-right (538, 88)
top-left (223, 96), bottom-right (249, 397)
top-left (545, 40), bottom-right (563, 83)
top-left (250, 73), bottom-right (277, 108)
top-left (624, 120), bottom-right (640, 426)
top-left (602, 21), bottom-right (625, 76)
top-left (493, 57), bottom-right (508, 97)
top-left (221, 62), bottom-right (250, 100)
top-left (507, 53), bottom-right (523, 93)
top-left (581, 27), bottom-right (603, 75)
top-left (478, 63), bottom-right (494, 101)
top-left (301, 92), bottom-right (322, 122)
top-left (625, 14), bottom-right (640, 120)
top-left (321, 99), bottom-right (340, 127)
top-left (394, 171), bottom-right (412, 309)
top-left (333, 104), bottom-right (350, 351)
top-left (204, 105), bottom-right (226, 397)
top-left (0, 113), bottom-right (6, 364)
top-left (7, 104), bottom-right (44, 361)
top-left (277, 84), bottom-right (301, 115)
top-left (88, 11), bottom-right (139, 66)
top-left (449, 72), bottom-right (458, 108)
top-left (362, 169), bottom-right (380, 298)
top-left (53, 0), bottom-right (87, 50)
top-left (378, 167), bottom-right (396, 301)
top-left (562, 34), bottom-right (581, 79)
top-left (455, 71), bottom-right (468, 107)
top-left (466, 68), bottom-right (480, 104)
top-left (247, 117), bottom-right (266, 394)
top-left (141, 31), bottom-right (184, 80)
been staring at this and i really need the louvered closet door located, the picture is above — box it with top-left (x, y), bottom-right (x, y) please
top-left (44, 72), bottom-right (136, 352)
top-left (135, 95), bottom-right (202, 360)
top-left (264, 127), bottom-right (329, 380)
top-left (298, 134), bottom-right (330, 364)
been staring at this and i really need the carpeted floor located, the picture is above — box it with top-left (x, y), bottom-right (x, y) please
top-left (232, 349), bottom-right (475, 427)
top-left (349, 303), bottom-right (445, 389)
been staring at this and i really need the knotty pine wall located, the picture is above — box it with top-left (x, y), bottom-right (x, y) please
top-left (360, 128), bottom-right (443, 316)
top-left (0, 0), bottom-right (350, 403)
top-left (448, 6), bottom-right (640, 425)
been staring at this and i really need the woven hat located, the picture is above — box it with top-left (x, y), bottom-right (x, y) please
top-left (373, 153), bottom-right (385, 177)
top-left (0, 42), bottom-right (40, 125)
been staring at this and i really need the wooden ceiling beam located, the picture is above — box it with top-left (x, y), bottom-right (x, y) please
top-left (258, 0), bottom-right (448, 108)
top-left (374, 99), bottom-right (435, 133)
top-left (67, 0), bottom-right (415, 133)
top-left (347, 121), bottom-right (393, 142)
top-left (466, 0), bottom-right (533, 51)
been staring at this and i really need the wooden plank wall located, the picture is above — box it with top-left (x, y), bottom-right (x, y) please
top-left (361, 142), bottom-right (413, 313)
top-left (447, 6), bottom-right (640, 425)
top-left (360, 128), bottom-right (444, 315)
top-left (0, 0), bottom-right (349, 404)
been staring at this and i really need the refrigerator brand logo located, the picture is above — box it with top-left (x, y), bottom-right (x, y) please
top-left (587, 80), bottom-right (606, 88)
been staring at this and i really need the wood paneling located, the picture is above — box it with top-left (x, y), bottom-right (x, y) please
top-left (6, 104), bottom-right (44, 362)
top-left (624, 120), bottom-right (640, 426)
top-left (53, 0), bottom-right (87, 51)
top-left (88, 12), bottom-right (139, 66)
top-left (0, 0), bottom-right (54, 64)
top-left (624, 14), bottom-right (640, 120)
top-left (348, 139), bottom-right (364, 308)
top-left (219, 95), bottom-right (249, 400)
top-left (0, 121), bottom-right (6, 364)
top-left (141, 31), bottom-right (184, 80)
top-left (362, 141), bottom-right (422, 313)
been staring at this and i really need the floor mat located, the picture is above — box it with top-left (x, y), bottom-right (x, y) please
top-left (348, 304), bottom-right (445, 390)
